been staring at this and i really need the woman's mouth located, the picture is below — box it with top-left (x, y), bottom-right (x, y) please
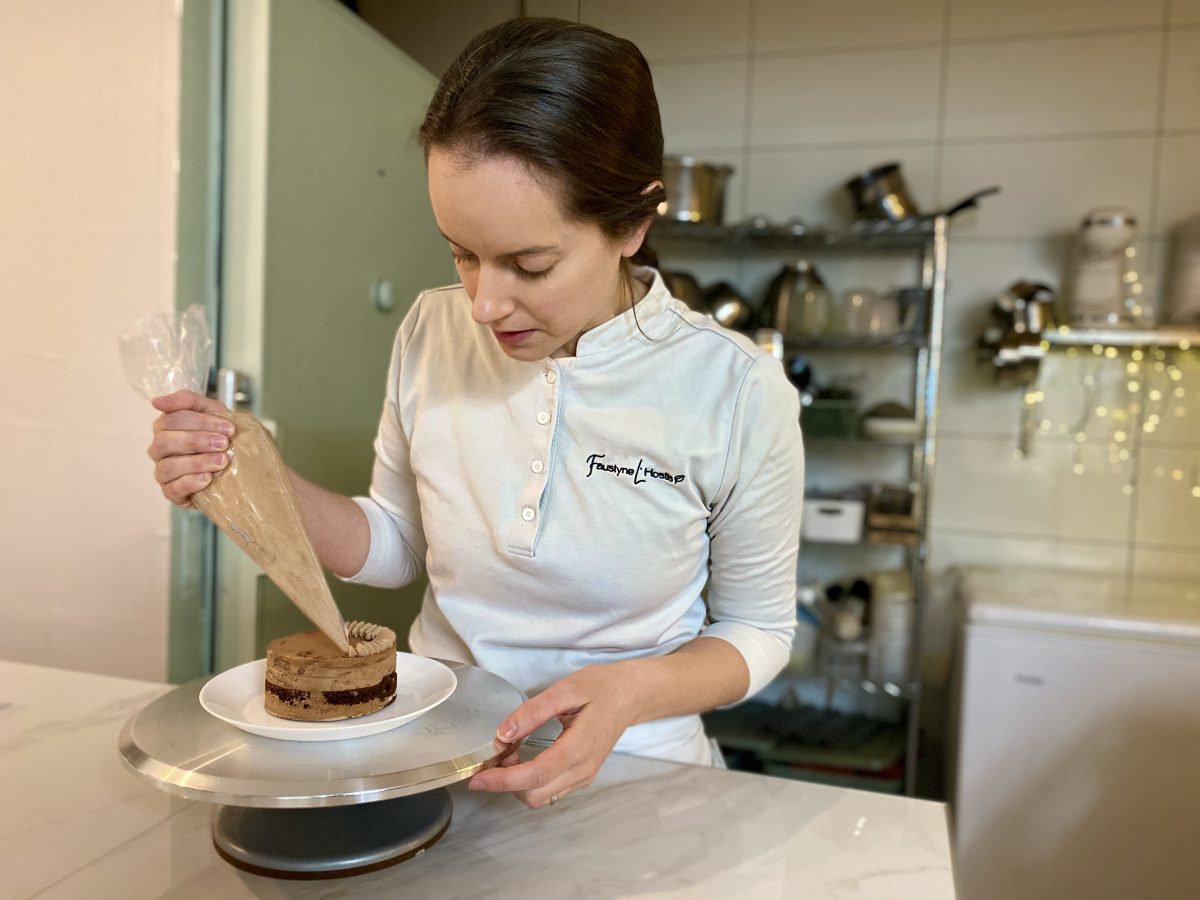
top-left (493, 329), bottom-right (535, 346)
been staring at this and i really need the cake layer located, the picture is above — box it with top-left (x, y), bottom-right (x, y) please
top-left (264, 627), bottom-right (397, 722)
top-left (266, 652), bottom-right (395, 693)
top-left (264, 673), bottom-right (398, 721)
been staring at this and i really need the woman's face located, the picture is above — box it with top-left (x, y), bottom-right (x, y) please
top-left (427, 148), bottom-right (647, 361)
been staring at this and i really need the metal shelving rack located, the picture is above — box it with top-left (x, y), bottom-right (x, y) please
top-left (654, 215), bottom-right (950, 797)
top-left (1044, 325), bottom-right (1200, 349)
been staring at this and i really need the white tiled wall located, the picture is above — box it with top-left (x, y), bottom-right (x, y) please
top-left (750, 47), bottom-right (943, 147)
top-left (753, 0), bottom-right (945, 52)
top-left (566, 0), bottom-right (1200, 585)
top-left (946, 0), bottom-right (1164, 38)
top-left (944, 33), bottom-right (1162, 140)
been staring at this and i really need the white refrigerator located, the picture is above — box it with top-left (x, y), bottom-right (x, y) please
top-left (950, 567), bottom-right (1200, 900)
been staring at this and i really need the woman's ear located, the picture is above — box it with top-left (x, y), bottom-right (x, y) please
top-left (620, 216), bottom-right (656, 258)
top-left (620, 180), bottom-right (665, 258)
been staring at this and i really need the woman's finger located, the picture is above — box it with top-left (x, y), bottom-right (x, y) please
top-left (496, 682), bottom-right (582, 743)
top-left (515, 736), bottom-right (600, 808)
top-left (151, 390), bottom-right (228, 416)
top-left (468, 746), bottom-right (564, 795)
top-left (163, 472), bottom-right (213, 506)
top-left (147, 429), bottom-right (231, 463)
top-left (154, 450), bottom-right (231, 485)
top-left (516, 768), bottom-right (590, 810)
top-left (152, 408), bottom-right (235, 436)
top-left (496, 746), bottom-right (522, 768)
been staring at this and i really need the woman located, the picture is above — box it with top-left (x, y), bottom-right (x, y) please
top-left (148, 18), bottom-right (804, 809)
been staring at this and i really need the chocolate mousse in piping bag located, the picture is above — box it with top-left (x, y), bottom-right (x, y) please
top-left (195, 409), bottom-right (351, 654)
top-left (119, 305), bottom-right (352, 655)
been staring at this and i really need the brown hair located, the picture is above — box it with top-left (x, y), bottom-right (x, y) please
top-left (419, 17), bottom-right (664, 269)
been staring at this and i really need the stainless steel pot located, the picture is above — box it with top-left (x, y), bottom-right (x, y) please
top-left (660, 156), bottom-right (734, 224)
top-left (845, 161), bottom-right (1000, 222)
top-left (845, 163), bottom-right (918, 221)
top-left (703, 281), bottom-right (753, 330)
top-left (997, 280), bottom-right (1056, 335)
top-left (765, 260), bottom-right (830, 337)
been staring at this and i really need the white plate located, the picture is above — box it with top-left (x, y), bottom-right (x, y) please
top-left (199, 652), bottom-right (457, 742)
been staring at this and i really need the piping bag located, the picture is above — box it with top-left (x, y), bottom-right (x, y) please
top-left (119, 305), bottom-right (351, 655)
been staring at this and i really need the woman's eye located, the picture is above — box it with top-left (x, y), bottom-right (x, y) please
top-left (451, 252), bottom-right (476, 265)
top-left (514, 264), bottom-right (553, 281)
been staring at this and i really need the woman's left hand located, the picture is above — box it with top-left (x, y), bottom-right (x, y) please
top-left (467, 661), bottom-right (647, 809)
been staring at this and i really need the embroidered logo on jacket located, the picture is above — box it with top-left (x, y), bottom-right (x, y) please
top-left (585, 453), bottom-right (685, 486)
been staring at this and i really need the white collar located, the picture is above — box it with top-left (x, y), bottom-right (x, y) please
top-left (571, 266), bottom-right (679, 357)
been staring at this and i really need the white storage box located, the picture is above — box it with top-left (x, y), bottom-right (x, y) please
top-left (802, 498), bottom-right (865, 543)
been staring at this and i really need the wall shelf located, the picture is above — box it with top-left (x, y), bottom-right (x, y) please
top-left (805, 434), bottom-right (919, 448)
top-left (803, 532), bottom-right (923, 550)
top-left (784, 333), bottom-right (928, 352)
top-left (651, 216), bottom-right (938, 252)
top-left (1043, 326), bottom-right (1200, 350)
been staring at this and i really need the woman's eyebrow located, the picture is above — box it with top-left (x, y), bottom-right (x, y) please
top-left (438, 230), bottom-right (559, 258)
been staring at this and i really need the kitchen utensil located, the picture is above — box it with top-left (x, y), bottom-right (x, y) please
top-left (767, 260), bottom-right (832, 337)
top-left (660, 156), bottom-right (734, 224)
top-left (844, 162), bottom-right (1000, 222)
top-left (199, 653), bottom-right (457, 741)
top-left (839, 289), bottom-right (877, 336)
top-left (937, 186), bottom-right (1001, 218)
top-left (1017, 282), bottom-right (1056, 336)
top-left (120, 307), bottom-right (350, 653)
top-left (1168, 213), bottom-right (1200, 324)
top-left (845, 163), bottom-right (919, 221)
top-left (195, 412), bottom-right (352, 654)
top-left (660, 269), bottom-right (706, 312)
top-left (1069, 207), bottom-right (1145, 327)
top-left (703, 281), bottom-right (753, 330)
top-left (1005, 280), bottom-right (1057, 334)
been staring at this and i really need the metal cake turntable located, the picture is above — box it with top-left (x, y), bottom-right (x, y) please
top-left (118, 660), bottom-right (524, 879)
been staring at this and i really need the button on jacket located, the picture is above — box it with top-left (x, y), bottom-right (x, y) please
top-left (344, 268), bottom-right (805, 763)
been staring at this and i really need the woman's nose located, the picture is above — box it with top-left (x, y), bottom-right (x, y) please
top-left (471, 267), bottom-right (513, 325)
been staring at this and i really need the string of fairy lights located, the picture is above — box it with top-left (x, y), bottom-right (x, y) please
top-left (1020, 339), bottom-right (1198, 498)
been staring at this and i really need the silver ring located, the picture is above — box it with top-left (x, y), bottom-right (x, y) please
top-left (549, 794), bottom-right (558, 806)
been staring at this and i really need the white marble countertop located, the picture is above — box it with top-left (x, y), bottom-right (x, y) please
top-left (2, 661), bottom-right (955, 899)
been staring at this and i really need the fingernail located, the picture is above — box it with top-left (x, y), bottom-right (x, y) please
top-left (467, 777), bottom-right (483, 790)
top-left (212, 453), bottom-right (229, 467)
top-left (497, 724), bottom-right (516, 741)
top-left (218, 422), bottom-right (235, 436)
top-left (210, 435), bottom-right (228, 450)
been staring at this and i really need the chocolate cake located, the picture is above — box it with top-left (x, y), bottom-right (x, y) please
top-left (264, 621), bottom-right (397, 722)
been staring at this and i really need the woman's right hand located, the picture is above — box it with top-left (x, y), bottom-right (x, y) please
top-left (147, 390), bottom-right (236, 508)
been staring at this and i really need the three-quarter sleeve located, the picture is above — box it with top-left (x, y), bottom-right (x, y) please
top-left (337, 300), bottom-right (428, 590)
top-left (702, 354), bottom-right (805, 702)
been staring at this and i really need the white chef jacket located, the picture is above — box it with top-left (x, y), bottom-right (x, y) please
top-left (343, 267), bottom-right (804, 765)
